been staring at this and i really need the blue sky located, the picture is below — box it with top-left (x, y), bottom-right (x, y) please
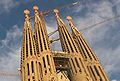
top-left (0, 0), bottom-right (120, 81)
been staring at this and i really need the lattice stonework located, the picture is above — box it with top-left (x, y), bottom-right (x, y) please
top-left (21, 6), bottom-right (109, 81)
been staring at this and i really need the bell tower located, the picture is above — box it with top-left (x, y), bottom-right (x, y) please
top-left (66, 16), bottom-right (109, 81)
top-left (33, 6), bottom-right (58, 81)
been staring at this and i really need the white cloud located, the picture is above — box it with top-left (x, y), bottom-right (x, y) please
top-left (0, 25), bottom-right (21, 81)
top-left (0, 0), bottom-right (18, 14)
top-left (112, 80), bottom-right (117, 81)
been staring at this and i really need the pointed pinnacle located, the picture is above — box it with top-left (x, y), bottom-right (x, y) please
top-left (24, 9), bottom-right (30, 15)
top-left (54, 9), bottom-right (59, 18)
top-left (33, 6), bottom-right (39, 10)
top-left (24, 9), bottom-right (30, 21)
top-left (54, 9), bottom-right (59, 13)
top-left (66, 16), bottom-right (75, 28)
top-left (66, 16), bottom-right (72, 21)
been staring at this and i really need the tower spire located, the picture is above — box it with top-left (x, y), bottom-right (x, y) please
top-left (54, 9), bottom-right (92, 81)
top-left (33, 6), bottom-right (50, 53)
top-left (33, 6), bottom-right (58, 81)
top-left (54, 9), bottom-right (79, 53)
top-left (22, 9), bottom-right (36, 59)
top-left (67, 16), bottom-right (109, 81)
top-left (66, 16), bottom-right (98, 60)
top-left (67, 16), bottom-right (98, 60)
top-left (66, 16), bottom-right (80, 36)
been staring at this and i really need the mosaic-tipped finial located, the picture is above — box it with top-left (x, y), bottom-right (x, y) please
top-left (33, 6), bottom-right (39, 10)
top-left (54, 9), bottom-right (60, 18)
top-left (24, 9), bottom-right (30, 21)
top-left (66, 16), bottom-right (72, 20)
top-left (54, 9), bottom-right (59, 13)
top-left (24, 9), bottom-right (30, 15)
top-left (66, 16), bottom-right (75, 27)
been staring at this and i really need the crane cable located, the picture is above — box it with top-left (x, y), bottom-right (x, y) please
top-left (48, 13), bottom-right (120, 37)
top-left (47, 0), bottom-right (120, 36)
top-left (79, 14), bottom-right (120, 31)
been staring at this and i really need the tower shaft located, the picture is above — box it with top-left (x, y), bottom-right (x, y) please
top-left (66, 16), bottom-right (109, 81)
top-left (21, 10), bottom-right (42, 81)
top-left (33, 6), bottom-right (58, 81)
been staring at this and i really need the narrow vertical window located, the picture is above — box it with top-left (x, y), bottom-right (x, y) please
top-left (94, 66), bottom-right (100, 76)
top-left (38, 30), bottom-right (43, 51)
top-left (28, 79), bottom-right (30, 81)
top-left (31, 61), bottom-right (34, 73)
top-left (47, 55), bottom-right (50, 65)
top-left (79, 58), bottom-right (84, 69)
top-left (71, 59), bottom-right (77, 73)
top-left (26, 30), bottom-right (28, 57)
top-left (43, 57), bottom-right (46, 68)
top-left (90, 66), bottom-right (96, 79)
top-left (32, 76), bottom-right (35, 81)
top-left (94, 66), bottom-right (102, 81)
top-left (29, 32), bottom-right (32, 56)
top-left (75, 58), bottom-right (81, 72)
top-left (87, 66), bottom-right (94, 80)
top-left (41, 28), bottom-right (47, 50)
top-left (27, 63), bottom-right (30, 75)
top-left (75, 58), bottom-right (80, 68)
top-left (98, 66), bottom-right (107, 81)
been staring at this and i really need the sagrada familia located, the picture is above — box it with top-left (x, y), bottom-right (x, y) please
top-left (20, 6), bottom-right (109, 81)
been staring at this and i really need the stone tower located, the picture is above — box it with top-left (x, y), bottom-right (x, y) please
top-left (20, 6), bottom-right (109, 81)
top-left (21, 9), bottom-right (42, 81)
top-left (66, 16), bottom-right (109, 81)
top-left (33, 6), bottom-right (58, 81)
